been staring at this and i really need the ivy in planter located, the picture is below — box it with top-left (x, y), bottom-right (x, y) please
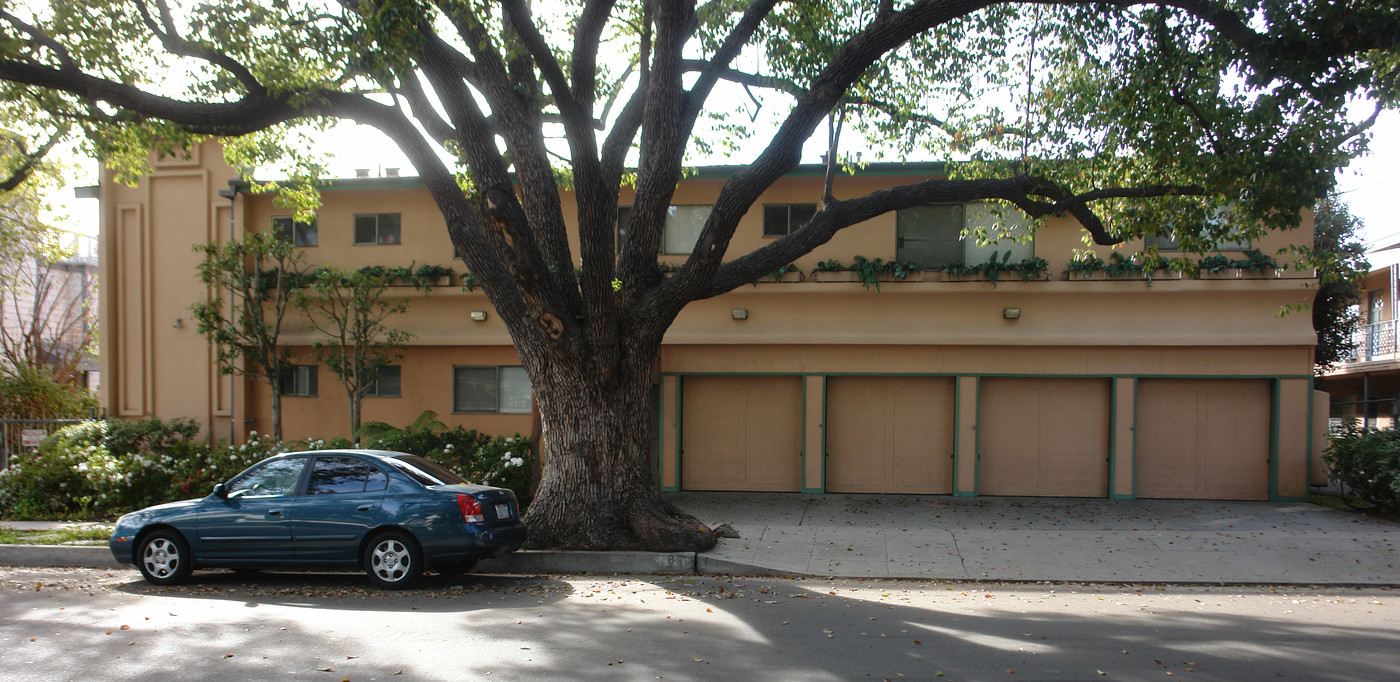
top-left (948, 251), bottom-right (1048, 285)
top-left (1231, 249), bottom-right (1279, 274)
top-left (759, 263), bottom-right (801, 284)
top-left (849, 256), bottom-right (923, 290)
top-left (1065, 253), bottom-right (1106, 279)
top-left (1198, 254), bottom-right (1234, 275)
top-left (412, 263), bottom-right (456, 292)
top-left (460, 272), bottom-right (478, 292)
top-left (813, 258), bottom-right (847, 272)
top-left (1103, 252), bottom-right (1143, 278)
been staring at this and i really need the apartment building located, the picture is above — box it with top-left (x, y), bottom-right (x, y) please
top-left (1323, 237), bottom-right (1400, 429)
top-left (98, 140), bottom-right (1327, 501)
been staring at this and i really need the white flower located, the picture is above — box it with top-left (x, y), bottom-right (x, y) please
top-left (509, 457), bottom-right (524, 467)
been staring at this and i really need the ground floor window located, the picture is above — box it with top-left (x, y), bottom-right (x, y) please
top-left (453, 366), bottom-right (532, 413)
top-left (364, 365), bottom-right (402, 397)
top-left (280, 365), bottom-right (318, 396)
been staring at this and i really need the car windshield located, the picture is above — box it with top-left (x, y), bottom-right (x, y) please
top-left (385, 455), bottom-right (469, 486)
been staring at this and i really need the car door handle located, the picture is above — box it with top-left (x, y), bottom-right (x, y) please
top-left (267, 509), bottom-right (284, 516)
top-left (357, 504), bottom-right (375, 512)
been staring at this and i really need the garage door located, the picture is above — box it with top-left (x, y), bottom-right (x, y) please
top-left (1135, 379), bottom-right (1270, 500)
top-left (681, 375), bottom-right (803, 491)
top-left (826, 376), bottom-right (955, 494)
top-left (978, 378), bottom-right (1111, 497)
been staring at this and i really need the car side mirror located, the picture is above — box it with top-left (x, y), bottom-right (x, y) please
top-left (213, 483), bottom-right (228, 499)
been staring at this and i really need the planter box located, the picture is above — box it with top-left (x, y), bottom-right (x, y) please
top-left (811, 270), bottom-right (860, 282)
top-left (940, 271), bottom-right (983, 282)
top-left (775, 270), bottom-right (805, 283)
top-left (878, 272), bottom-right (924, 283)
top-left (1145, 269), bottom-right (1182, 281)
top-left (1199, 269), bottom-right (1275, 280)
top-left (1063, 270), bottom-right (1107, 280)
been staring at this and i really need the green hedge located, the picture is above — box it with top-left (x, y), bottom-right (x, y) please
top-left (0, 417), bottom-right (536, 520)
top-left (1325, 422), bottom-right (1400, 513)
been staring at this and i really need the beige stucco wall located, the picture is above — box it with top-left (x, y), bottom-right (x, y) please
top-left (100, 140), bottom-right (1321, 499)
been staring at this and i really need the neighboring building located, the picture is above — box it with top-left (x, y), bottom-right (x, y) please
top-left (99, 140), bottom-right (1327, 501)
top-left (0, 227), bottom-right (99, 390)
top-left (1322, 235), bottom-right (1400, 430)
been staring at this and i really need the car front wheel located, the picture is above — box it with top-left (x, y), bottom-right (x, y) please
top-left (136, 529), bottom-right (193, 586)
top-left (364, 530), bottom-right (423, 589)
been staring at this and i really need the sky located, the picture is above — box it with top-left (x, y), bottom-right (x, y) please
top-left (48, 104), bottom-right (1400, 257)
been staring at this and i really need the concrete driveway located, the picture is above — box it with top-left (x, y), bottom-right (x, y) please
top-left (671, 492), bottom-right (1400, 584)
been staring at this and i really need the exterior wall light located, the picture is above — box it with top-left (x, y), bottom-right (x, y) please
top-left (731, 309), bottom-right (748, 320)
top-left (471, 311), bottom-right (488, 321)
top-left (1003, 307), bottom-right (1021, 320)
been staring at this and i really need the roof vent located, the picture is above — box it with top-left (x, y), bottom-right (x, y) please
top-left (355, 168), bottom-right (371, 178)
top-left (384, 168), bottom-right (400, 177)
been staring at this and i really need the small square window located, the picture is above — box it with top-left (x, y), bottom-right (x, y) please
top-left (354, 213), bottom-right (402, 245)
top-left (364, 365), bottom-right (401, 397)
top-left (762, 203), bottom-right (817, 237)
top-left (279, 365), bottom-right (317, 396)
top-left (272, 216), bottom-right (318, 247)
top-left (453, 366), bottom-right (533, 413)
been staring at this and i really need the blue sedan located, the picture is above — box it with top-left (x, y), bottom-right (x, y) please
top-left (108, 450), bottom-right (527, 589)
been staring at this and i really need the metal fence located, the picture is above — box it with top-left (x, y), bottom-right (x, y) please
top-left (0, 416), bottom-right (95, 470)
top-left (1346, 320), bottom-right (1399, 363)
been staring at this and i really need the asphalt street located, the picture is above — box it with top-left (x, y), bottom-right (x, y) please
top-left (2, 566), bottom-right (1398, 681)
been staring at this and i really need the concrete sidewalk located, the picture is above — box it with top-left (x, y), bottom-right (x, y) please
top-left (3, 493), bottom-right (1399, 584)
top-left (675, 492), bottom-right (1400, 584)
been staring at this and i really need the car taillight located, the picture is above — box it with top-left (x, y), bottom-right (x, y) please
top-left (457, 494), bottom-right (485, 523)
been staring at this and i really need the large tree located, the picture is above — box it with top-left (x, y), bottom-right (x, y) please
top-left (1310, 195), bottom-right (1369, 374)
top-left (2, 0), bottom-right (1397, 550)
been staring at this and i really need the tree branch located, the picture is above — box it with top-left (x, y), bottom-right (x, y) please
top-left (133, 0), bottom-right (265, 95)
top-left (0, 123), bottom-right (69, 193)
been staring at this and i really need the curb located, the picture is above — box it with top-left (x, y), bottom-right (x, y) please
top-left (0, 544), bottom-right (120, 569)
top-left (0, 544), bottom-right (707, 576)
top-left (482, 550), bottom-right (697, 575)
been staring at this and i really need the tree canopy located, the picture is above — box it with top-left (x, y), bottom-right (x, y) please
top-left (4, 0), bottom-right (1398, 550)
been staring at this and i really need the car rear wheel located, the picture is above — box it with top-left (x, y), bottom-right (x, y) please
top-left (136, 530), bottom-right (193, 586)
top-left (364, 530), bottom-right (423, 589)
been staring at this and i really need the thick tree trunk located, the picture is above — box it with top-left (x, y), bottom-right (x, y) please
top-left (522, 350), bottom-right (717, 552)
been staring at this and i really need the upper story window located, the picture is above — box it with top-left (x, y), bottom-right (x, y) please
top-left (364, 365), bottom-right (401, 398)
top-left (354, 213), bottom-right (401, 245)
top-left (1144, 233), bottom-right (1251, 252)
top-left (280, 365), bottom-right (318, 397)
top-left (272, 216), bottom-right (317, 247)
top-left (617, 205), bottom-right (713, 254)
top-left (763, 203), bottom-right (818, 237)
top-left (896, 203), bottom-right (1033, 269)
top-left (453, 366), bottom-right (532, 414)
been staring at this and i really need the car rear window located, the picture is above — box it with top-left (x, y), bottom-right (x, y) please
top-left (386, 455), bottom-right (469, 486)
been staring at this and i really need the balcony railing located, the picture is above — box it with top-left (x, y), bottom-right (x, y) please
top-left (1345, 320), bottom-right (1399, 363)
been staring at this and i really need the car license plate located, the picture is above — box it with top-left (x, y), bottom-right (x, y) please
top-left (495, 503), bottom-right (511, 519)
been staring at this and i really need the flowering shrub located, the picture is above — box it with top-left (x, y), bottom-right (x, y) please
top-left (361, 424), bottom-right (536, 503)
top-left (0, 419), bottom-right (266, 519)
top-left (0, 418), bottom-right (537, 519)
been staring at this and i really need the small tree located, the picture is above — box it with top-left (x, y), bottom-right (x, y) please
top-left (190, 233), bottom-right (310, 441)
top-left (1311, 196), bottom-right (1370, 374)
top-left (297, 267), bottom-right (412, 440)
